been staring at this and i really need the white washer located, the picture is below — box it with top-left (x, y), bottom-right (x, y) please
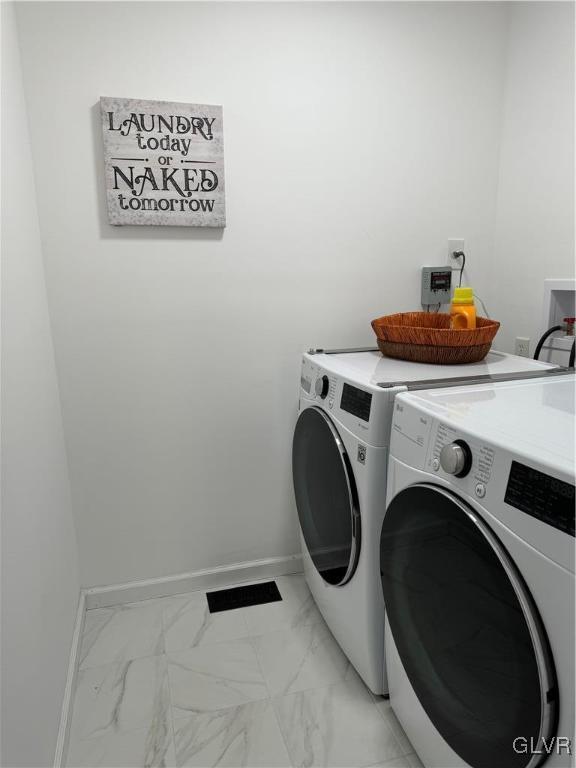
top-left (382, 375), bottom-right (575, 767)
top-left (292, 347), bottom-right (563, 695)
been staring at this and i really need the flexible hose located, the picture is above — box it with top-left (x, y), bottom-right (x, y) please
top-left (569, 340), bottom-right (575, 368)
top-left (533, 325), bottom-right (562, 361)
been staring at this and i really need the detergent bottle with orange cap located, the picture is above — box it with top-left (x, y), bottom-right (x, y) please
top-left (450, 287), bottom-right (476, 330)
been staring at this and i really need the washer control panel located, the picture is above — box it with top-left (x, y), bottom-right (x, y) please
top-left (300, 373), bottom-right (313, 394)
top-left (341, 383), bottom-right (372, 422)
top-left (315, 375), bottom-right (330, 399)
top-left (299, 358), bottom-right (337, 404)
top-left (299, 355), bottom-right (394, 445)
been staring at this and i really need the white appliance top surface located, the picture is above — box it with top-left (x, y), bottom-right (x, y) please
top-left (400, 375), bottom-right (575, 476)
top-left (311, 349), bottom-right (555, 386)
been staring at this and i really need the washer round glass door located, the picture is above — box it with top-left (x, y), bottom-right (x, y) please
top-left (292, 407), bottom-right (360, 586)
top-left (380, 484), bottom-right (557, 768)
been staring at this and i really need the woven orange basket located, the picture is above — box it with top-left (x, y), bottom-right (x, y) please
top-left (371, 312), bottom-right (500, 365)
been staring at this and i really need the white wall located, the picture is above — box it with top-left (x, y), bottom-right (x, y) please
top-left (492, 1), bottom-right (575, 356)
top-left (1, 4), bottom-right (80, 765)
top-left (15, 1), bottom-right (511, 587)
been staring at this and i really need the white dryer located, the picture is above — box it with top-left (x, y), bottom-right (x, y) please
top-left (292, 347), bottom-right (563, 695)
top-left (381, 375), bottom-right (575, 767)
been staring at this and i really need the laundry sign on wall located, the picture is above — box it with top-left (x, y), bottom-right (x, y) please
top-left (100, 97), bottom-right (225, 227)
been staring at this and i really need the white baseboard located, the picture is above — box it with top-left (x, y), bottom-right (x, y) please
top-left (53, 590), bottom-right (86, 768)
top-left (84, 554), bottom-right (303, 610)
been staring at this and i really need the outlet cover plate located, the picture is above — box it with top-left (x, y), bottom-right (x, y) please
top-left (448, 238), bottom-right (465, 265)
top-left (514, 337), bottom-right (531, 358)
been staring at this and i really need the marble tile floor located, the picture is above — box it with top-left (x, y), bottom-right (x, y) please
top-left (66, 575), bottom-right (422, 768)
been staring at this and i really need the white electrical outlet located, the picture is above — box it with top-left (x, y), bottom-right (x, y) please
top-left (515, 337), bottom-right (531, 357)
top-left (448, 238), bottom-right (465, 266)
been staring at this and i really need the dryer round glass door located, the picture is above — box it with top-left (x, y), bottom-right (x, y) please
top-left (380, 484), bottom-right (557, 768)
top-left (292, 407), bottom-right (360, 586)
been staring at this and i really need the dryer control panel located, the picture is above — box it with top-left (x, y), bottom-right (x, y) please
top-left (505, 461), bottom-right (575, 537)
top-left (390, 390), bottom-right (575, 571)
top-left (430, 423), bottom-right (495, 487)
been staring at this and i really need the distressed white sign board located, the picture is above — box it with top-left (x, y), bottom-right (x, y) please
top-left (100, 96), bottom-right (225, 227)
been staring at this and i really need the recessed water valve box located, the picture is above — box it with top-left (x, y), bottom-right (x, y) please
top-left (421, 266), bottom-right (452, 306)
top-left (540, 278), bottom-right (576, 364)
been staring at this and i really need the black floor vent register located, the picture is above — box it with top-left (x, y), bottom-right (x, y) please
top-left (207, 581), bottom-right (282, 613)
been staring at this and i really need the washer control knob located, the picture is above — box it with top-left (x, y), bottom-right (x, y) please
top-left (432, 457), bottom-right (440, 472)
top-left (439, 440), bottom-right (473, 478)
top-left (315, 375), bottom-right (330, 399)
top-left (475, 483), bottom-right (486, 499)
